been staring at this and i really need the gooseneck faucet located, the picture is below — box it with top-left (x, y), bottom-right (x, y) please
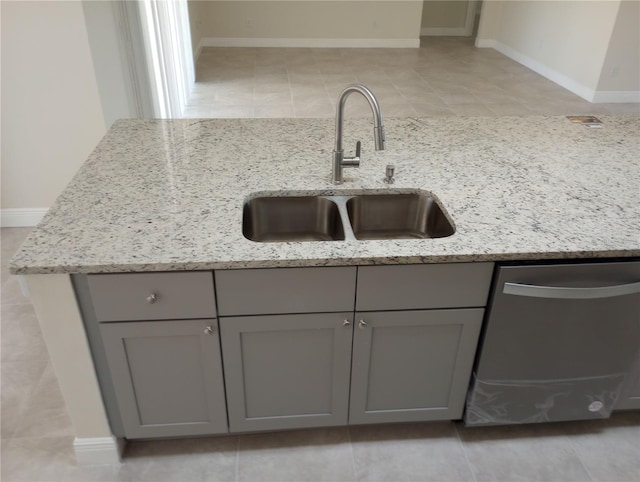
top-left (332, 84), bottom-right (386, 184)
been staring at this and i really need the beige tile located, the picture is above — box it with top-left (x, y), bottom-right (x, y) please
top-left (564, 413), bottom-right (640, 482)
top-left (597, 103), bottom-right (640, 114)
top-left (439, 92), bottom-right (481, 105)
top-left (121, 436), bottom-right (238, 482)
top-left (383, 104), bottom-right (418, 118)
top-left (351, 422), bottom-right (475, 482)
top-left (1, 359), bottom-right (48, 439)
top-left (488, 103), bottom-right (536, 116)
top-left (450, 103), bottom-right (497, 116)
top-left (412, 104), bottom-right (456, 116)
top-left (1, 276), bottom-right (31, 305)
top-left (10, 363), bottom-right (74, 438)
top-left (294, 101), bottom-right (335, 118)
top-left (237, 427), bottom-right (356, 482)
top-left (1, 303), bottom-right (50, 362)
top-left (253, 91), bottom-right (292, 106)
top-left (254, 82), bottom-right (291, 94)
top-left (209, 104), bottom-right (255, 118)
top-left (1, 436), bottom-right (84, 482)
top-left (254, 104), bottom-right (295, 118)
top-left (458, 422), bottom-right (593, 482)
top-left (182, 105), bottom-right (214, 118)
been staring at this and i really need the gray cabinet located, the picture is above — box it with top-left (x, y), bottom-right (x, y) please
top-left (87, 271), bottom-right (216, 321)
top-left (100, 319), bottom-right (228, 438)
top-left (215, 267), bottom-right (356, 315)
top-left (78, 271), bottom-right (227, 439)
top-left (349, 309), bottom-right (483, 424)
top-left (220, 313), bottom-right (353, 432)
top-left (82, 263), bottom-right (495, 438)
top-left (218, 263), bottom-right (493, 433)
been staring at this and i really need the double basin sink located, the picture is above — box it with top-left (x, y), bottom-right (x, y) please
top-left (243, 192), bottom-right (455, 242)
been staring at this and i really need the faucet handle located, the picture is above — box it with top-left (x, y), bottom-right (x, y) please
top-left (343, 140), bottom-right (361, 167)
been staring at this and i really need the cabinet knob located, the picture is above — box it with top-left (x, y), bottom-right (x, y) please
top-left (204, 326), bottom-right (214, 335)
top-left (146, 293), bottom-right (158, 304)
top-left (358, 320), bottom-right (367, 329)
top-left (342, 319), bottom-right (351, 326)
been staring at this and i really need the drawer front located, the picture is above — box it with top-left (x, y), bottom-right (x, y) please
top-left (356, 263), bottom-right (494, 311)
top-left (215, 267), bottom-right (357, 316)
top-left (87, 272), bottom-right (216, 322)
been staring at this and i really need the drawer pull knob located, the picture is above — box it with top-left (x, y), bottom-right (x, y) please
top-left (342, 319), bottom-right (351, 326)
top-left (204, 326), bottom-right (214, 335)
top-left (358, 320), bottom-right (367, 329)
top-left (146, 293), bottom-right (158, 304)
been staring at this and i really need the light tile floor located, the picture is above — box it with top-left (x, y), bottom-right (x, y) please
top-left (2, 226), bottom-right (640, 481)
top-left (3, 38), bottom-right (640, 482)
top-left (184, 37), bottom-right (639, 119)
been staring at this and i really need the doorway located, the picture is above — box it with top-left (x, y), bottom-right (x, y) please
top-left (420, 0), bottom-right (480, 37)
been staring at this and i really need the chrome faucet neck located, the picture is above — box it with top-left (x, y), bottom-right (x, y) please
top-left (332, 84), bottom-right (386, 184)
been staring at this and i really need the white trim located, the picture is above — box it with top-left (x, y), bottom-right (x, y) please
top-left (421, 27), bottom-right (468, 37)
top-left (199, 37), bottom-right (420, 49)
top-left (474, 38), bottom-right (496, 48)
top-left (1, 208), bottom-right (48, 227)
top-left (195, 39), bottom-right (203, 63)
top-left (592, 91), bottom-right (640, 104)
top-left (73, 436), bottom-right (125, 466)
top-left (482, 40), bottom-right (596, 102)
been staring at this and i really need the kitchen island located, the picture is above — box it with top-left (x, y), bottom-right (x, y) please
top-left (9, 115), bottom-right (640, 464)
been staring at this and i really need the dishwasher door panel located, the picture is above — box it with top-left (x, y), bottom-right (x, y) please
top-left (465, 261), bottom-right (640, 426)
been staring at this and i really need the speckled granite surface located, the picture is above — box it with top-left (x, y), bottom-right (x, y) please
top-left (10, 115), bottom-right (640, 274)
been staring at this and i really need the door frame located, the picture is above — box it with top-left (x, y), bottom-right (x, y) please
top-left (420, 0), bottom-right (479, 37)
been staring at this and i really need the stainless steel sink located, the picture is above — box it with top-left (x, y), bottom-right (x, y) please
top-left (243, 196), bottom-right (345, 242)
top-left (243, 192), bottom-right (455, 242)
top-left (346, 193), bottom-right (455, 240)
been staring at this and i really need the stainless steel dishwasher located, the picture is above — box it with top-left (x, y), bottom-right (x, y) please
top-left (465, 260), bottom-right (640, 426)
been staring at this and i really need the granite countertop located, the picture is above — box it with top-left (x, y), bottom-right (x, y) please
top-left (10, 115), bottom-right (640, 274)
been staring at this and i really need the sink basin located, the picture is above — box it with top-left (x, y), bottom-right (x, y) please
top-left (346, 193), bottom-right (455, 240)
top-left (243, 196), bottom-right (345, 242)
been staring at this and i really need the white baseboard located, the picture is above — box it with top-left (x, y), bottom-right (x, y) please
top-left (490, 40), bottom-right (595, 102)
top-left (1, 208), bottom-right (48, 227)
top-left (421, 27), bottom-right (468, 37)
top-left (199, 37), bottom-right (419, 49)
top-left (474, 38), bottom-right (496, 49)
top-left (73, 436), bottom-right (125, 466)
top-left (591, 91), bottom-right (640, 104)
top-left (476, 39), bottom-right (640, 104)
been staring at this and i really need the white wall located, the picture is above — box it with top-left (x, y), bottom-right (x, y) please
top-left (82, 1), bottom-right (139, 127)
top-left (191, 1), bottom-right (423, 48)
top-left (188, 0), bottom-right (205, 61)
top-left (596, 0), bottom-right (640, 100)
top-left (475, 1), bottom-right (635, 102)
top-left (1, 1), bottom-right (107, 223)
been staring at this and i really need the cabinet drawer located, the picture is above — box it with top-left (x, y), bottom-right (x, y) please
top-left (87, 272), bottom-right (216, 322)
top-left (215, 267), bottom-right (356, 315)
top-left (356, 263), bottom-right (494, 311)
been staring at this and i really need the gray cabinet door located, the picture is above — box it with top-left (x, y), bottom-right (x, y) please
top-left (100, 319), bottom-right (228, 438)
top-left (220, 313), bottom-right (353, 432)
top-left (349, 309), bottom-right (483, 424)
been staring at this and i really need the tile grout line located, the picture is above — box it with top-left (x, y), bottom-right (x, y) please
top-left (346, 427), bottom-right (358, 482)
top-left (234, 435), bottom-right (240, 482)
top-left (452, 422), bottom-right (479, 482)
top-left (561, 433), bottom-right (598, 482)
